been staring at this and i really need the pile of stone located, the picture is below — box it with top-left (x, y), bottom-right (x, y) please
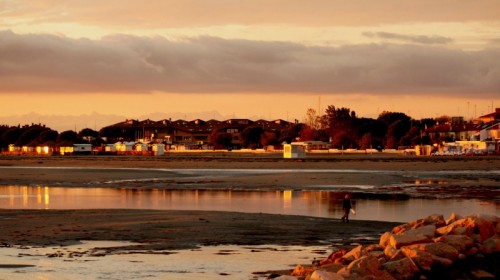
top-left (275, 213), bottom-right (499, 280)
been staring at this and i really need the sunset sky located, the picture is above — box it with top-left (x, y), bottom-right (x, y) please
top-left (1, 0), bottom-right (499, 131)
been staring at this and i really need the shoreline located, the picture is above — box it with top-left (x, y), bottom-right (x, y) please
top-left (0, 209), bottom-right (399, 251)
top-left (1, 155), bottom-right (498, 278)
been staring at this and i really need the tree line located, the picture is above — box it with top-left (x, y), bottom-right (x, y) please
top-left (1, 105), bottom-right (453, 150)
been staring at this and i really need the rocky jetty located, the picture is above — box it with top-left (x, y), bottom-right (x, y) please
top-left (275, 213), bottom-right (499, 280)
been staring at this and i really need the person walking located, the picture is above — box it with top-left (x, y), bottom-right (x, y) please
top-left (341, 194), bottom-right (352, 222)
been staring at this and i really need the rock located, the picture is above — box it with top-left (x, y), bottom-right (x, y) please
top-left (474, 214), bottom-right (500, 225)
top-left (469, 269), bottom-right (495, 279)
top-left (480, 235), bottom-right (500, 254)
top-left (408, 242), bottom-right (459, 260)
top-left (405, 225), bottom-right (436, 238)
top-left (422, 214), bottom-right (446, 228)
top-left (342, 245), bottom-right (366, 262)
top-left (430, 255), bottom-right (453, 266)
top-left (446, 213), bottom-right (462, 225)
top-left (474, 217), bottom-right (496, 242)
top-left (384, 245), bottom-right (398, 259)
top-left (320, 250), bottom-right (346, 266)
top-left (389, 234), bottom-right (431, 249)
top-left (389, 250), bottom-right (407, 262)
top-left (309, 270), bottom-right (344, 280)
top-left (291, 264), bottom-right (313, 276)
top-left (401, 247), bottom-right (434, 271)
top-left (273, 276), bottom-right (299, 280)
top-left (368, 250), bottom-right (385, 259)
top-left (392, 219), bottom-right (423, 234)
top-left (465, 246), bottom-right (479, 257)
top-left (433, 235), bottom-right (474, 252)
top-left (379, 232), bottom-right (393, 248)
top-left (381, 257), bottom-right (419, 280)
top-left (346, 255), bottom-right (381, 276)
top-left (366, 244), bottom-right (383, 252)
top-left (321, 263), bottom-right (344, 273)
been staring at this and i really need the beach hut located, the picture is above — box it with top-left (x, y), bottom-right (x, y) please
top-left (73, 144), bottom-right (92, 154)
top-left (152, 143), bottom-right (165, 156)
top-left (283, 143), bottom-right (306, 159)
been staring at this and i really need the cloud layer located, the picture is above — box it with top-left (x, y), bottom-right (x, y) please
top-left (1, 30), bottom-right (499, 97)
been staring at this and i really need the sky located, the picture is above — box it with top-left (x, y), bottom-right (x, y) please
top-left (1, 0), bottom-right (499, 131)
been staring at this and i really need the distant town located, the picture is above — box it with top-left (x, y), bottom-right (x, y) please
top-left (1, 106), bottom-right (499, 156)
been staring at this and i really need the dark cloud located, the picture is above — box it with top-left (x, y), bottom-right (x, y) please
top-left (0, 30), bottom-right (498, 97)
top-left (363, 32), bottom-right (453, 45)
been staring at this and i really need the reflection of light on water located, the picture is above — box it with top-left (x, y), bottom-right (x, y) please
top-left (44, 186), bottom-right (49, 208)
top-left (0, 186), bottom-right (498, 223)
top-left (0, 241), bottom-right (328, 280)
top-left (283, 190), bottom-right (292, 209)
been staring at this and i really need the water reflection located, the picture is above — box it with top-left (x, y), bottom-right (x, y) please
top-left (0, 186), bottom-right (497, 223)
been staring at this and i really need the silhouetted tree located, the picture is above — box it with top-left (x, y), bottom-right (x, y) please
top-left (209, 131), bottom-right (233, 149)
top-left (57, 130), bottom-right (79, 145)
top-left (241, 126), bottom-right (265, 148)
top-left (15, 126), bottom-right (48, 146)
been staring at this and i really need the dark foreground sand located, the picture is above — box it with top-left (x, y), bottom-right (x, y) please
top-left (0, 209), bottom-right (398, 253)
top-left (0, 154), bottom-right (498, 262)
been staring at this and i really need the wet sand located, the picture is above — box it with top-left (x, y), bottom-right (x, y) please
top-left (0, 154), bottom-right (498, 252)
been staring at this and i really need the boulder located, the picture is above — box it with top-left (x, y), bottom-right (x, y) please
top-left (389, 250), bottom-right (407, 262)
top-left (404, 225), bottom-right (436, 238)
top-left (346, 255), bottom-right (381, 276)
top-left (369, 250), bottom-right (386, 259)
top-left (291, 264), bottom-right (313, 276)
top-left (430, 255), bottom-right (453, 267)
top-left (342, 245), bottom-right (366, 262)
top-left (474, 214), bottom-right (500, 225)
top-left (401, 247), bottom-right (434, 271)
top-left (422, 214), bottom-right (446, 228)
top-left (384, 245), bottom-right (398, 259)
top-left (379, 232), bottom-right (393, 248)
top-left (274, 276), bottom-right (299, 280)
top-left (365, 244), bottom-right (383, 252)
top-left (469, 269), bottom-right (496, 279)
top-left (473, 217), bottom-right (496, 242)
top-left (433, 235), bottom-right (474, 252)
top-left (446, 212), bottom-right (462, 225)
top-left (321, 263), bottom-right (344, 273)
top-left (407, 242), bottom-right (459, 260)
top-left (389, 234), bottom-right (431, 249)
top-left (309, 270), bottom-right (344, 280)
top-left (392, 219), bottom-right (423, 234)
top-left (480, 235), bottom-right (500, 254)
top-left (465, 246), bottom-right (479, 257)
top-left (381, 257), bottom-right (419, 280)
top-left (320, 250), bottom-right (346, 266)
top-left (436, 218), bottom-right (473, 237)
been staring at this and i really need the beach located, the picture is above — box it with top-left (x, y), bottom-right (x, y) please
top-left (0, 154), bottom-right (499, 278)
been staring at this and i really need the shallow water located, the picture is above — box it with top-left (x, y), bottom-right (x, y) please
top-left (0, 186), bottom-right (498, 223)
top-left (0, 241), bottom-right (328, 280)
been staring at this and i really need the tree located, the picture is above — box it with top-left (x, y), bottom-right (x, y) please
top-left (79, 128), bottom-right (99, 138)
top-left (358, 133), bottom-right (373, 150)
top-left (377, 111), bottom-right (410, 125)
top-left (209, 131), bottom-right (233, 149)
top-left (57, 130), bottom-right (79, 145)
top-left (1, 127), bottom-right (22, 146)
top-left (15, 126), bottom-right (48, 146)
top-left (35, 129), bottom-right (59, 145)
top-left (99, 126), bottom-right (123, 142)
top-left (386, 120), bottom-right (411, 149)
top-left (241, 126), bottom-right (265, 149)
